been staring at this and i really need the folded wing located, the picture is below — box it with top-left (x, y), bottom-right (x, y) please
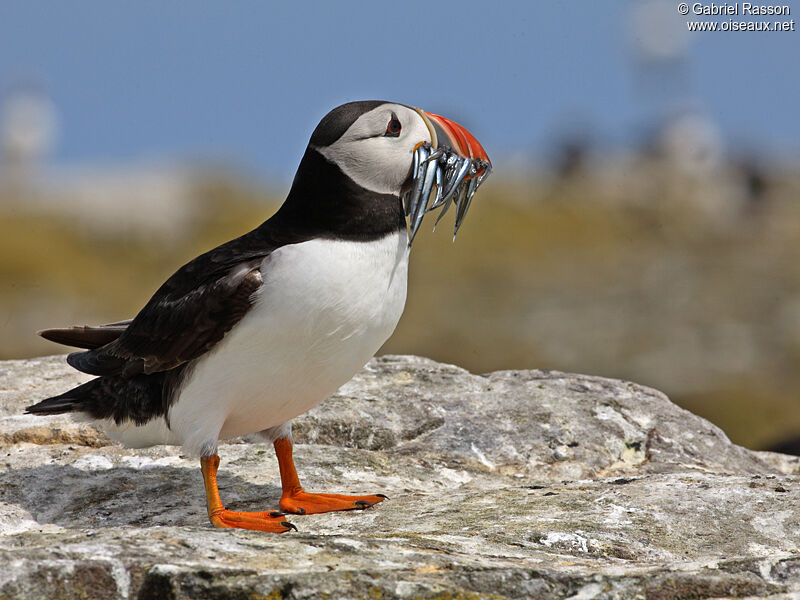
top-left (63, 263), bottom-right (263, 377)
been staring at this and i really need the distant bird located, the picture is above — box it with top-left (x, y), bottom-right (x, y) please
top-left (26, 101), bottom-right (491, 532)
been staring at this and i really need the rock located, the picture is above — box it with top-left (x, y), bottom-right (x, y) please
top-left (0, 354), bottom-right (798, 599)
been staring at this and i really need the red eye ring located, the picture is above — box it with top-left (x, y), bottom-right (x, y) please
top-left (384, 114), bottom-right (401, 137)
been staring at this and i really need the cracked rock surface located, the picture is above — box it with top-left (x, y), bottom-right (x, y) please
top-left (1, 354), bottom-right (799, 599)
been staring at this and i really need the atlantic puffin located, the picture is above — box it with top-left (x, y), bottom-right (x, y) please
top-left (26, 100), bottom-right (491, 533)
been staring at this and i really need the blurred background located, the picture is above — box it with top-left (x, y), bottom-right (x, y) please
top-left (1, 1), bottom-right (799, 452)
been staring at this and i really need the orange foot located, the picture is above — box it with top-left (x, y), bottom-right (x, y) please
top-left (201, 455), bottom-right (295, 533)
top-left (274, 437), bottom-right (388, 515)
top-left (280, 488), bottom-right (387, 515)
top-left (209, 507), bottom-right (296, 533)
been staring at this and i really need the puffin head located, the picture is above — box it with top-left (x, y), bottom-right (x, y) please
top-left (307, 101), bottom-right (491, 244)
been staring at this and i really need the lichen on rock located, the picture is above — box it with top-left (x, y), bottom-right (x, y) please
top-left (1, 354), bottom-right (798, 599)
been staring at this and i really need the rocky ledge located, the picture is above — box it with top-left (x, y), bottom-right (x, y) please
top-left (1, 355), bottom-right (799, 600)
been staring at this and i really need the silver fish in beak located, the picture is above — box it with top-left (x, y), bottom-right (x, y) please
top-left (403, 109), bottom-right (492, 246)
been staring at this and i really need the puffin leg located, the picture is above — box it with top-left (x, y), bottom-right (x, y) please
top-left (200, 454), bottom-right (296, 533)
top-left (274, 437), bottom-right (387, 515)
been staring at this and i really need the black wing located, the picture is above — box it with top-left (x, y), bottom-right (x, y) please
top-left (39, 320), bottom-right (132, 350)
top-left (63, 223), bottom-right (302, 378)
top-left (67, 263), bottom-right (263, 377)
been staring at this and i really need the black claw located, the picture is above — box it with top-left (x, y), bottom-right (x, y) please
top-left (282, 522), bottom-right (298, 532)
top-left (375, 494), bottom-right (389, 499)
top-left (295, 507), bottom-right (307, 515)
top-left (269, 511), bottom-right (286, 518)
top-left (354, 500), bottom-right (373, 509)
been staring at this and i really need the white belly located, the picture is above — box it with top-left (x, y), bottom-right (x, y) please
top-left (166, 230), bottom-right (409, 455)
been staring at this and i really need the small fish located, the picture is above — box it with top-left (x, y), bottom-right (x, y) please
top-left (405, 143), bottom-right (492, 246)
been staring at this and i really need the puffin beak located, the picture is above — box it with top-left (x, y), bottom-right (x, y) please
top-left (418, 110), bottom-right (492, 175)
top-left (405, 108), bottom-right (492, 246)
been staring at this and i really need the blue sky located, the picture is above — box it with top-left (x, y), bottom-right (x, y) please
top-left (2, 1), bottom-right (798, 182)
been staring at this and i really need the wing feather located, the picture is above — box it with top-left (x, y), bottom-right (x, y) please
top-left (39, 320), bottom-right (132, 350)
top-left (44, 219), bottom-right (311, 378)
top-left (67, 261), bottom-right (264, 377)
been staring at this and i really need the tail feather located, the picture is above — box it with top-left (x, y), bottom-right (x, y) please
top-left (25, 397), bottom-right (78, 416)
top-left (26, 372), bottom-right (171, 426)
top-left (25, 380), bottom-right (97, 416)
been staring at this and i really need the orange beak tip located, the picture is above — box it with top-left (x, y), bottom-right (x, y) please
top-left (421, 110), bottom-right (491, 167)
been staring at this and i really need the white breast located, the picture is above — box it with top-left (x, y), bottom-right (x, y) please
top-left (166, 230), bottom-right (409, 455)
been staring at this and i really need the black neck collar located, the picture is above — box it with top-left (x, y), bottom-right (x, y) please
top-left (268, 147), bottom-right (406, 241)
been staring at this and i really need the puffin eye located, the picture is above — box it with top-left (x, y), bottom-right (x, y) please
top-left (384, 114), bottom-right (401, 137)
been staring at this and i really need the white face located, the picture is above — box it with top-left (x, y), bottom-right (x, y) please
top-left (314, 103), bottom-right (432, 196)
